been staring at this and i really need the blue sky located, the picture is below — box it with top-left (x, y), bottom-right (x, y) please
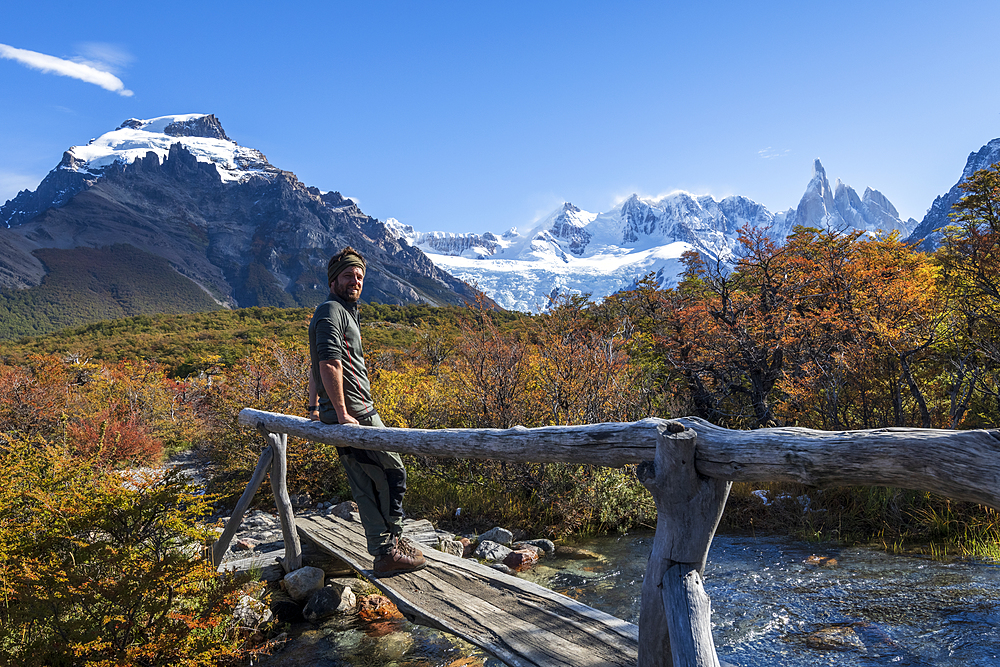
top-left (2, 1), bottom-right (999, 234)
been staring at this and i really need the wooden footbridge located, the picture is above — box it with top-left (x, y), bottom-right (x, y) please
top-left (215, 409), bottom-right (1000, 667)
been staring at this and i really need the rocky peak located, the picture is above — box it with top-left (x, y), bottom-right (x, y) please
top-left (548, 202), bottom-right (591, 256)
top-left (116, 114), bottom-right (231, 142)
top-left (164, 114), bottom-right (231, 141)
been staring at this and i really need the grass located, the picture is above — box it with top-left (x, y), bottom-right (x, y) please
top-left (719, 481), bottom-right (1000, 560)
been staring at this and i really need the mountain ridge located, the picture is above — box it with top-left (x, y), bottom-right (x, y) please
top-left (0, 114), bottom-right (483, 337)
top-left (390, 158), bottom-right (919, 312)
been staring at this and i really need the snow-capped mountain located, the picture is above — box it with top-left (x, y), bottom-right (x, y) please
top-left (0, 114), bottom-right (480, 318)
top-left (776, 159), bottom-right (917, 239)
top-left (390, 159), bottom-right (916, 313)
top-left (1, 115), bottom-right (276, 228)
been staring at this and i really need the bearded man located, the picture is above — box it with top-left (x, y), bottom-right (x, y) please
top-left (307, 246), bottom-right (425, 574)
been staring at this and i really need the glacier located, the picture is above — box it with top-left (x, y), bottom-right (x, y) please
top-left (390, 160), bottom-right (917, 313)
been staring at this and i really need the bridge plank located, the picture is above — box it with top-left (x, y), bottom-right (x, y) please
top-left (297, 515), bottom-right (638, 667)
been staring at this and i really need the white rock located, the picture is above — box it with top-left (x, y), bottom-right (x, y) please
top-left (282, 565), bottom-right (325, 603)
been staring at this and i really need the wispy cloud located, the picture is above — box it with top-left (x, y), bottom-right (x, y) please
top-left (74, 42), bottom-right (134, 74)
top-left (0, 43), bottom-right (133, 96)
top-left (758, 147), bottom-right (790, 160)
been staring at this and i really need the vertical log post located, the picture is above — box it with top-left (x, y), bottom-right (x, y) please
top-left (266, 430), bottom-right (302, 572)
top-left (637, 421), bottom-right (732, 667)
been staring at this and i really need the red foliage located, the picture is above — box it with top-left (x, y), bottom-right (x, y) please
top-left (66, 405), bottom-right (163, 465)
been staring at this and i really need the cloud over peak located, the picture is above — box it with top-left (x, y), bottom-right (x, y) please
top-left (0, 43), bottom-right (133, 96)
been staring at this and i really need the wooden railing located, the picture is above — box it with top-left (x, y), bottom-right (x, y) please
top-left (220, 408), bottom-right (1000, 667)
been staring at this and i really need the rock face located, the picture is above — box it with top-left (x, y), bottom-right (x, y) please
top-left (775, 159), bottom-right (917, 239)
top-left (0, 114), bottom-right (482, 318)
top-left (907, 137), bottom-right (1000, 251)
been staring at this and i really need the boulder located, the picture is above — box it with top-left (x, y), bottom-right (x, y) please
top-left (269, 589), bottom-right (304, 624)
top-left (282, 565), bottom-right (325, 603)
top-left (332, 501), bottom-right (360, 521)
top-left (512, 543), bottom-right (543, 557)
top-left (479, 527), bottom-right (514, 546)
top-left (503, 549), bottom-right (540, 571)
top-left (490, 562), bottom-right (514, 575)
top-left (232, 538), bottom-right (257, 552)
top-left (303, 583), bottom-right (356, 621)
top-left (474, 540), bottom-right (512, 563)
top-left (522, 538), bottom-right (555, 555)
top-left (438, 539), bottom-right (465, 558)
top-left (459, 537), bottom-right (475, 557)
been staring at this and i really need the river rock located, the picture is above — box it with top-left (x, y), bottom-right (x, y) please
top-left (474, 540), bottom-right (512, 562)
top-left (282, 565), bottom-right (325, 602)
top-left (503, 549), bottom-right (540, 571)
top-left (490, 562), bottom-right (514, 575)
top-left (554, 545), bottom-right (601, 560)
top-left (524, 538), bottom-right (555, 555)
top-left (805, 625), bottom-right (866, 651)
top-left (459, 536), bottom-right (474, 557)
top-left (332, 501), bottom-right (360, 521)
top-left (512, 542), bottom-right (543, 557)
top-left (804, 555), bottom-right (838, 567)
top-left (374, 630), bottom-right (414, 662)
top-left (438, 539), bottom-right (465, 557)
top-left (479, 527), bottom-right (514, 546)
top-left (303, 583), bottom-right (356, 621)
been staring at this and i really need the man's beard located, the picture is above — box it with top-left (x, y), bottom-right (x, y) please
top-left (334, 281), bottom-right (361, 302)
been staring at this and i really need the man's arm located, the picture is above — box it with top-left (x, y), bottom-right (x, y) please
top-left (307, 373), bottom-right (320, 421)
top-left (318, 358), bottom-right (360, 425)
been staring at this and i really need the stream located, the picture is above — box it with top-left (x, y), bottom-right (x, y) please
top-left (523, 533), bottom-right (1000, 666)
top-left (261, 533), bottom-right (1000, 666)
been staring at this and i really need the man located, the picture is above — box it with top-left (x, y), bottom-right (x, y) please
top-left (307, 246), bottom-right (426, 574)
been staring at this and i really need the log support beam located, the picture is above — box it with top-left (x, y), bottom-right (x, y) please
top-left (210, 425), bottom-right (303, 571)
top-left (637, 421), bottom-right (731, 667)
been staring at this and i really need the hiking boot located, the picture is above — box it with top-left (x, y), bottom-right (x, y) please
top-left (372, 538), bottom-right (426, 575)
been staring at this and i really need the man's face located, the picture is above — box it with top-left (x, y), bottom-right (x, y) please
top-left (333, 266), bottom-right (364, 302)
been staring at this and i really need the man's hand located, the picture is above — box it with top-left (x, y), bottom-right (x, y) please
top-left (339, 414), bottom-right (360, 426)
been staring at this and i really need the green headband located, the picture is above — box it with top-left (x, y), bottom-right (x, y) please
top-left (328, 255), bottom-right (366, 285)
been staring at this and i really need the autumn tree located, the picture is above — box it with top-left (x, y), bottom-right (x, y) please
top-left (453, 296), bottom-right (539, 429)
top-left (532, 294), bottom-right (641, 425)
top-left (938, 161), bottom-right (1000, 427)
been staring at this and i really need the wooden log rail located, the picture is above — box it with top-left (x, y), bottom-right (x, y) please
top-left (227, 408), bottom-right (1000, 667)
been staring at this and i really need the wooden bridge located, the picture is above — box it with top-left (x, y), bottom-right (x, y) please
top-left (215, 408), bottom-right (1000, 667)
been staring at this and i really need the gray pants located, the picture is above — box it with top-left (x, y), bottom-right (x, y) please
top-left (336, 413), bottom-right (407, 556)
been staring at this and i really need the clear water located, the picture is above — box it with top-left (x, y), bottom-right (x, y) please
top-left (259, 534), bottom-right (1000, 666)
top-left (522, 533), bottom-right (1000, 666)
